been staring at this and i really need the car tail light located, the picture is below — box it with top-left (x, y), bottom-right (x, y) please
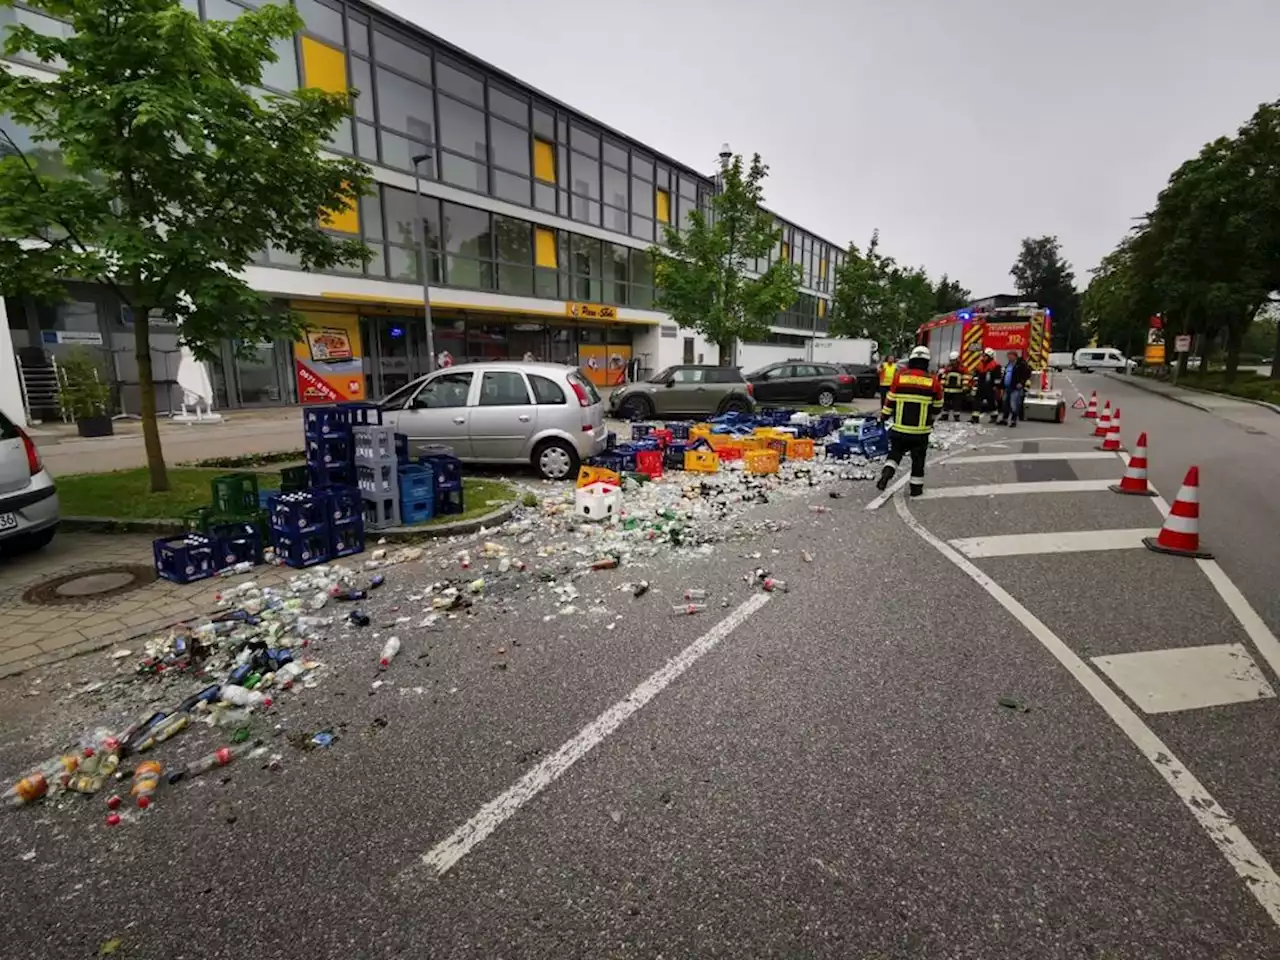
top-left (837, 374), bottom-right (853, 384)
top-left (569, 380), bottom-right (590, 408)
top-left (16, 426), bottom-right (41, 475)
top-left (745, 382), bottom-right (754, 397)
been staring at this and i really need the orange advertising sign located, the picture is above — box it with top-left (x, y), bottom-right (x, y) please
top-left (294, 312), bottom-right (366, 404)
top-left (578, 344), bottom-right (630, 387)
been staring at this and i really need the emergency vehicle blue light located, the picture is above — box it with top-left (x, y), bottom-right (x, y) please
top-left (958, 312), bottom-right (971, 320)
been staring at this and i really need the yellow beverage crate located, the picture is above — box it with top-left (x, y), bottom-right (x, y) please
top-left (786, 438), bottom-right (815, 460)
top-left (706, 434), bottom-right (744, 451)
top-left (684, 449), bottom-right (720, 473)
top-left (745, 449), bottom-right (780, 474)
top-left (735, 436), bottom-right (767, 453)
top-left (577, 465), bottom-right (621, 488)
top-left (689, 424), bottom-right (714, 442)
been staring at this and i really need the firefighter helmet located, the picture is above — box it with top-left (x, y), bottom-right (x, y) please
top-left (983, 347), bottom-right (996, 358)
top-left (909, 345), bottom-right (931, 362)
top-left (949, 351), bottom-right (960, 361)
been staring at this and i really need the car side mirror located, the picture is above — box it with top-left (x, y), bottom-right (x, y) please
top-left (663, 379), bottom-right (675, 388)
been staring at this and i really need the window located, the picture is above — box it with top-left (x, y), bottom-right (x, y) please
top-left (489, 86), bottom-right (528, 126)
top-left (348, 13), bottom-right (369, 56)
top-left (632, 153), bottom-right (653, 181)
top-left (383, 187), bottom-right (440, 249)
top-left (360, 193), bottom-right (383, 241)
top-left (440, 154), bottom-right (485, 193)
top-left (494, 215), bottom-right (532, 264)
top-left (493, 171), bottom-right (530, 205)
top-left (535, 228), bottom-right (557, 268)
top-left (571, 153), bottom-right (599, 199)
top-left (438, 96), bottom-right (486, 161)
top-left (569, 124), bottom-right (599, 158)
top-left (532, 108), bottom-right (554, 140)
top-left (350, 59), bottom-right (375, 121)
top-left (380, 130), bottom-right (433, 175)
top-left (443, 201), bottom-right (493, 289)
top-left (296, 0), bottom-right (344, 43)
top-left (705, 368), bottom-right (744, 384)
top-left (671, 368), bottom-right (705, 384)
top-left (262, 36), bottom-right (298, 91)
top-left (376, 68), bottom-right (433, 141)
top-left (763, 366), bottom-right (788, 380)
top-left (374, 29), bottom-right (431, 83)
top-left (490, 117), bottom-right (529, 175)
top-left (533, 139), bottom-right (555, 183)
top-left (603, 243), bottom-right (628, 305)
top-left (570, 234), bottom-right (601, 301)
top-left (603, 140), bottom-right (628, 169)
top-left (436, 59), bottom-right (483, 106)
top-left (529, 374), bottom-right (566, 405)
top-left (631, 217), bottom-right (653, 243)
top-left (603, 166), bottom-right (628, 210)
top-left (655, 189), bottom-right (670, 224)
top-left (413, 372), bottom-right (473, 409)
top-left (478, 371), bottom-right (531, 406)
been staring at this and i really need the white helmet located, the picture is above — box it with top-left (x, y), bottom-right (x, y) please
top-left (983, 347), bottom-right (996, 358)
top-left (909, 345), bottom-right (931, 361)
top-left (949, 351), bottom-right (960, 361)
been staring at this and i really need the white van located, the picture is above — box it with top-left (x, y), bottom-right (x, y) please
top-left (1048, 352), bottom-right (1074, 371)
top-left (1073, 348), bottom-right (1135, 372)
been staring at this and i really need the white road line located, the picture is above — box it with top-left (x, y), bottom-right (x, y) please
top-left (948, 527), bottom-right (1159, 558)
top-left (916, 478), bottom-right (1116, 499)
top-left (894, 493), bottom-right (1280, 928)
top-left (1092, 644), bottom-right (1276, 714)
top-left (416, 592), bottom-right (773, 877)
top-left (946, 451), bottom-right (1118, 465)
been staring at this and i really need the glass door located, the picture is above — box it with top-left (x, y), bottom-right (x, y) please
top-left (364, 317), bottom-right (430, 398)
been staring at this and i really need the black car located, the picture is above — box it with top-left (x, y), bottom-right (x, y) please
top-left (746, 362), bottom-right (856, 407)
top-left (836, 363), bottom-right (880, 398)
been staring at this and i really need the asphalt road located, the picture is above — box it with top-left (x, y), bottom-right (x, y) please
top-left (3, 385), bottom-right (1280, 959)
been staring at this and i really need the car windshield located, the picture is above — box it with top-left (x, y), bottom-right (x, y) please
top-left (647, 367), bottom-right (675, 383)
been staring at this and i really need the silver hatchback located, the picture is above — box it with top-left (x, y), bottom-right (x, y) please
top-left (379, 362), bottom-right (608, 481)
top-left (0, 410), bottom-right (58, 552)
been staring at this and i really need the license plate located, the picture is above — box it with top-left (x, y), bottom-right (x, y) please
top-left (0, 513), bottom-right (16, 532)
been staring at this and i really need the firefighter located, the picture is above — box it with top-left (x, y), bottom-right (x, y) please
top-left (877, 354), bottom-right (897, 408)
top-left (970, 347), bottom-right (1002, 424)
top-left (875, 345), bottom-right (943, 497)
top-left (941, 350), bottom-right (966, 421)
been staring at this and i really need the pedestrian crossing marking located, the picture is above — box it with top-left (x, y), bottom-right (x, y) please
top-left (914, 478), bottom-right (1115, 499)
top-left (1093, 644), bottom-right (1276, 714)
top-left (949, 527), bottom-right (1159, 558)
top-left (946, 451), bottom-right (1118, 465)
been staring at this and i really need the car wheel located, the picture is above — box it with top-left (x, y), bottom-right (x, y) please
top-left (533, 439), bottom-right (579, 481)
top-left (815, 388), bottom-right (837, 408)
top-left (617, 396), bottom-right (652, 421)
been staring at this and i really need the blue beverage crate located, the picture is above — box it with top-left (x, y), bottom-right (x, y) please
top-left (587, 452), bottom-right (624, 474)
top-left (630, 423), bottom-right (655, 441)
top-left (631, 437), bottom-right (660, 451)
top-left (308, 462), bottom-right (354, 489)
top-left (666, 422), bottom-right (692, 440)
top-left (395, 432), bottom-right (409, 464)
top-left (397, 463), bottom-right (434, 500)
top-left (418, 453), bottom-right (462, 494)
top-left (316, 485), bottom-right (362, 524)
top-left (434, 486), bottom-right (464, 516)
top-left (605, 431), bottom-right (617, 450)
top-left (154, 534), bottom-right (217, 584)
top-left (610, 444), bottom-right (638, 472)
top-left (330, 517), bottom-right (365, 558)
top-left (339, 402), bottom-right (383, 427)
top-left (215, 526), bottom-right (264, 569)
top-left (362, 493), bottom-right (400, 529)
top-left (272, 529), bottom-right (332, 569)
top-left (303, 405), bottom-right (349, 439)
top-left (824, 440), bottom-right (855, 460)
top-left (399, 493), bottom-right (435, 525)
top-left (267, 491), bottom-right (330, 535)
top-left (306, 434), bottom-right (352, 466)
top-left (663, 441), bottom-right (690, 470)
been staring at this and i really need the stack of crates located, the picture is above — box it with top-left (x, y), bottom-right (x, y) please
top-left (419, 452), bottom-right (464, 516)
top-left (354, 421), bottom-right (401, 530)
top-left (268, 490), bottom-right (333, 569)
top-left (156, 473), bottom-right (270, 582)
top-left (304, 405), bottom-right (355, 488)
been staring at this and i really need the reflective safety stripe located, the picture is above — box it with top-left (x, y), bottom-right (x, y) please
top-left (1161, 513), bottom-right (1198, 535)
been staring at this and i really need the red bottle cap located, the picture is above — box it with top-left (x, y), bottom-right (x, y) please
top-left (137, 795), bottom-right (151, 809)
top-left (106, 813), bottom-right (121, 827)
top-left (106, 795), bottom-right (121, 810)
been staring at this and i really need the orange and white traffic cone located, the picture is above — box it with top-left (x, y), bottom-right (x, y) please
top-left (1093, 401), bottom-right (1112, 438)
top-left (1082, 391), bottom-right (1098, 419)
top-left (1098, 407), bottom-right (1123, 451)
top-left (1143, 466), bottom-right (1213, 559)
top-left (1111, 432), bottom-right (1155, 496)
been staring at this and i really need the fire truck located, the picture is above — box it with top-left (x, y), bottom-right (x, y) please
top-left (916, 299), bottom-right (1065, 422)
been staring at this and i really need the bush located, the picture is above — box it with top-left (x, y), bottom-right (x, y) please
top-left (56, 347), bottom-right (112, 420)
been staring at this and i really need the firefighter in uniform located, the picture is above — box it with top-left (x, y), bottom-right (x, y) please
top-left (875, 345), bottom-right (943, 497)
top-left (941, 350), bottom-right (966, 421)
top-left (970, 347), bottom-right (1003, 424)
top-left (877, 355), bottom-right (897, 409)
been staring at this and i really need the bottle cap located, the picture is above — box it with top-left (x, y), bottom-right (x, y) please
top-left (106, 813), bottom-right (121, 827)
top-left (106, 795), bottom-right (121, 810)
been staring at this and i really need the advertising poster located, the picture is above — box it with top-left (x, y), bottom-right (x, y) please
top-left (294, 312), bottom-right (366, 404)
top-left (578, 344), bottom-right (631, 387)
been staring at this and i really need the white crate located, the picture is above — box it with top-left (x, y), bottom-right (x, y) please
top-left (575, 481), bottom-right (621, 522)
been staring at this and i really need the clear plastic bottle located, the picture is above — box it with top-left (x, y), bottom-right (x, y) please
top-left (276, 661), bottom-right (307, 688)
top-left (762, 577), bottom-right (788, 593)
top-left (309, 591), bottom-right (330, 610)
top-left (220, 685), bottom-right (271, 708)
top-left (3, 753), bottom-right (80, 806)
top-left (808, 505), bottom-right (829, 514)
top-left (218, 561), bottom-right (254, 578)
top-left (135, 714), bottom-right (190, 752)
top-left (683, 588), bottom-right (707, 600)
top-left (379, 636), bottom-right (401, 669)
top-left (130, 760), bottom-right (163, 809)
top-left (169, 744), bottom-right (251, 784)
top-left (671, 603), bottom-right (707, 616)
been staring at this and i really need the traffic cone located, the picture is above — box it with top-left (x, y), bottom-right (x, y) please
top-left (1111, 432), bottom-right (1155, 496)
top-left (1082, 391), bottom-right (1098, 418)
top-left (1098, 407), bottom-right (1123, 451)
top-left (1093, 401), bottom-right (1111, 437)
top-left (1143, 466), bottom-right (1213, 559)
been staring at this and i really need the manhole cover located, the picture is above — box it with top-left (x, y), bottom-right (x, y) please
top-left (24, 565), bottom-right (157, 606)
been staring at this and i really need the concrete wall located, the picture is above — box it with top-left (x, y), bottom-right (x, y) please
top-left (0, 299), bottom-right (26, 426)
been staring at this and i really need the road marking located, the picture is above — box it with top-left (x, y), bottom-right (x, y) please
top-left (948, 527), bottom-right (1159, 558)
top-left (946, 451), bottom-right (1118, 465)
top-left (1093, 644), bottom-right (1276, 714)
top-left (915, 478), bottom-right (1116, 499)
top-left (416, 592), bottom-right (773, 877)
top-left (894, 493), bottom-right (1280, 927)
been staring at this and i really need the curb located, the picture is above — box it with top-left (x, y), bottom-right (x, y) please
top-left (1101, 373), bottom-right (1280, 415)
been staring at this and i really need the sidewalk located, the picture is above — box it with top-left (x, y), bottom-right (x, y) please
top-left (1102, 372), bottom-right (1280, 438)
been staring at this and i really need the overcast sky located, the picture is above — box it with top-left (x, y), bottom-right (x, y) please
top-left (378, 0), bottom-right (1280, 298)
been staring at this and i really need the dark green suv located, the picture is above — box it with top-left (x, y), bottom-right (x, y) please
top-left (608, 365), bottom-right (756, 420)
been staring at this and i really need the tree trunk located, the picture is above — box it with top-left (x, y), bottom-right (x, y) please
top-left (1224, 323), bottom-right (1244, 383)
top-left (1271, 319), bottom-right (1280, 380)
top-left (133, 311), bottom-right (170, 492)
top-left (1198, 334), bottom-right (1211, 375)
top-left (716, 339), bottom-right (736, 368)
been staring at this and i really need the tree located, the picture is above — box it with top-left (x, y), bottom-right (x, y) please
top-left (0, 0), bottom-right (371, 491)
top-left (649, 152), bottom-right (799, 365)
top-left (1082, 235), bottom-right (1156, 363)
top-left (933, 274), bottom-right (971, 314)
top-left (1009, 236), bottom-right (1082, 351)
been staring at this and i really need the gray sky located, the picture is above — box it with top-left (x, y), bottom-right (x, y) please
top-left (378, 0), bottom-right (1280, 297)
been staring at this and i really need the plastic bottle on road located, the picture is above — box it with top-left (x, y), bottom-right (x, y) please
top-left (762, 577), bottom-right (788, 593)
top-left (130, 760), bottom-right (163, 809)
top-left (135, 714), bottom-right (190, 752)
top-left (379, 636), bottom-right (401, 669)
top-left (169, 745), bottom-right (250, 784)
top-left (330, 588), bottom-right (367, 601)
top-left (3, 753), bottom-right (80, 806)
top-left (671, 603), bottom-right (707, 616)
top-left (683, 588), bottom-right (707, 601)
top-left (276, 661), bottom-right (307, 688)
top-left (808, 505), bottom-right (829, 514)
top-left (218, 561), bottom-right (254, 578)
top-left (220, 685), bottom-right (271, 708)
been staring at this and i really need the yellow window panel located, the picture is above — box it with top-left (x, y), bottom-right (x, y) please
top-left (817, 299), bottom-right (826, 318)
top-left (535, 228), bottom-right (557, 268)
top-left (301, 37), bottom-right (347, 95)
top-left (322, 196), bottom-right (359, 234)
top-left (655, 189), bottom-right (670, 223)
top-left (819, 258), bottom-right (828, 279)
top-left (533, 139), bottom-right (556, 183)
top-left (780, 241), bottom-right (790, 262)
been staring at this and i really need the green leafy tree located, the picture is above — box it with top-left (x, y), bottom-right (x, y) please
top-left (1010, 236), bottom-right (1082, 351)
top-left (0, 0), bottom-right (371, 491)
top-left (1082, 235), bottom-right (1157, 363)
top-left (932, 274), bottom-right (971, 314)
top-left (649, 152), bottom-right (799, 366)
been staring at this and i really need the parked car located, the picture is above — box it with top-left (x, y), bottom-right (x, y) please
top-left (0, 411), bottom-right (58, 553)
top-left (607, 365), bottom-right (755, 421)
top-left (378, 362), bottom-right (607, 481)
top-left (747, 362), bottom-right (856, 407)
top-left (1073, 348), bottom-right (1136, 373)
top-left (835, 363), bottom-right (880, 398)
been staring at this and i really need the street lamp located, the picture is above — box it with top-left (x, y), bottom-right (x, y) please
top-left (715, 143), bottom-right (734, 367)
top-left (412, 151), bottom-right (437, 374)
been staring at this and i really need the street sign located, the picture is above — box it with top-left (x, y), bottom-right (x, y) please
top-left (1175, 334), bottom-right (1192, 354)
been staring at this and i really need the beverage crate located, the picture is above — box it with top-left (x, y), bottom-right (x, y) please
top-left (352, 425), bottom-right (397, 461)
top-left (667, 422), bottom-right (692, 440)
top-left (211, 473), bottom-right (259, 516)
top-left (318, 485), bottom-right (362, 524)
top-left (824, 440), bottom-right (855, 460)
top-left (609, 444), bottom-right (639, 473)
top-left (306, 434), bottom-right (352, 466)
top-left (400, 492), bottom-right (435, 525)
top-left (267, 491), bottom-right (330, 535)
top-left (630, 423), bottom-right (655, 441)
top-left (181, 506), bottom-right (214, 534)
top-left (273, 529), bottom-right (332, 569)
top-left (745, 449), bottom-right (780, 475)
top-left (587, 452), bottom-right (625, 475)
top-left (214, 524), bottom-right (264, 569)
top-left (418, 453), bottom-right (462, 494)
top-left (684, 449), bottom-right (719, 473)
top-left (303, 405), bottom-right (349, 439)
top-left (604, 431), bottom-right (617, 450)
top-left (635, 450), bottom-right (664, 479)
top-left (330, 517), bottom-right (365, 558)
top-left (154, 534), bottom-right (217, 584)
top-left (716, 445), bottom-right (745, 462)
top-left (357, 461), bottom-right (398, 497)
top-left (765, 438), bottom-right (789, 460)
top-left (338, 402), bottom-right (383, 427)
top-left (662, 441), bottom-right (689, 470)
top-left (397, 463), bottom-right (434, 500)
top-left (786, 438), bottom-right (815, 460)
top-left (308, 462), bottom-right (355, 489)
top-left (395, 433), bottom-right (409, 465)
top-left (280, 465), bottom-right (310, 493)
top-left (577, 465), bottom-right (621, 488)
top-left (434, 486), bottom-right (464, 516)
top-left (363, 493), bottom-right (401, 530)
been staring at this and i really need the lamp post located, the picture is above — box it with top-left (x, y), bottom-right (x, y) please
top-left (715, 143), bottom-right (734, 368)
top-left (412, 152), bottom-right (437, 373)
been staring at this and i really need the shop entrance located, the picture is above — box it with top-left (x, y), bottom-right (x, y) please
top-left (360, 316), bottom-right (431, 399)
